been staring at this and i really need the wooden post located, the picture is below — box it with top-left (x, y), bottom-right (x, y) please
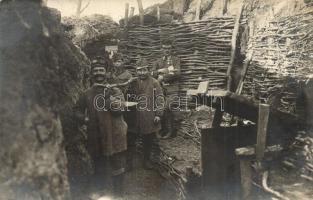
top-left (195, 0), bottom-right (201, 21)
top-left (256, 104), bottom-right (270, 161)
top-left (129, 7), bottom-right (135, 18)
top-left (235, 51), bottom-right (254, 94)
top-left (124, 3), bottom-right (129, 27)
top-left (226, 2), bottom-right (243, 91)
top-left (240, 159), bottom-right (252, 200)
top-left (157, 5), bottom-right (160, 22)
top-left (137, 0), bottom-right (144, 25)
top-left (223, 0), bottom-right (228, 15)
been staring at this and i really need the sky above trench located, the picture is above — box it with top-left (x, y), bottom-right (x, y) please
top-left (47, 0), bottom-right (167, 22)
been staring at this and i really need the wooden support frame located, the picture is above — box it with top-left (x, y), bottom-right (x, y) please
top-left (236, 103), bottom-right (271, 200)
top-left (227, 3), bottom-right (244, 91)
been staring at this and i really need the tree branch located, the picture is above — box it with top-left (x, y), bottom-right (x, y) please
top-left (79, 0), bottom-right (92, 16)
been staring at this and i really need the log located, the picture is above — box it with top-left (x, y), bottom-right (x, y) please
top-left (137, 0), bottom-right (144, 25)
top-left (124, 3), bottom-right (129, 27)
top-left (157, 5), bottom-right (160, 22)
top-left (195, 0), bottom-right (201, 21)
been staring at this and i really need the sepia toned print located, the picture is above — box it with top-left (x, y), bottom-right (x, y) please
top-left (0, 0), bottom-right (313, 200)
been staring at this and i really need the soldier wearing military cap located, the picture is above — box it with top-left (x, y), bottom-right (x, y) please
top-left (152, 39), bottom-right (181, 138)
top-left (126, 58), bottom-right (164, 169)
top-left (74, 63), bottom-right (127, 197)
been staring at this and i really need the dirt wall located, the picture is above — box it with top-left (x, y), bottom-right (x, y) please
top-left (0, 1), bottom-right (89, 199)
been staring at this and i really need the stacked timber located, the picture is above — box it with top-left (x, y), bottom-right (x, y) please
top-left (119, 18), bottom-right (237, 96)
top-left (242, 8), bottom-right (313, 114)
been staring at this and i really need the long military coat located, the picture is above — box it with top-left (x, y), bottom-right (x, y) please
top-left (74, 85), bottom-right (127, 159)
top-left (126, 76), bottom-right (164, 135)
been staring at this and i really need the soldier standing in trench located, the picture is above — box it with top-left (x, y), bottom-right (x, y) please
top-left (74, 60), bottom-right (127, 197)
top-left (111, 54), bottom-right (136, 171)
top-left (153, 39), bottom-right (181, 138)
top-left (126, 58), bottom-right (164, 169)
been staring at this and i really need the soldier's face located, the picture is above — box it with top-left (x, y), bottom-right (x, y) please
top-left (114, 60), bottom-right (123, 69)
top-left (92, 67), bottom-right (106, 83)
top-left (162, 45), bottom-right (172, 55)
top-left (136, 67), bottom-right (149, 80)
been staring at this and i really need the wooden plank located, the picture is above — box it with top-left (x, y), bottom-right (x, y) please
top-left (157, 5), bottom-right (160, 22)
top-left (235, 145), bottom-right (284, 160)
top-left (240, 160), bottom-right (252, 200)
top-left (137, 0), bottom-right (144, 25)
top-left (235, 51), bottom-right (254, 94)
top-left (195, 0), bottom-right (201, 21)
top-left (226, 2), bottom-right (243, 91)
top-left (223, 0), bottom-right (228, 15)
top-left (124, 3), bottom-right (129, 27)
top-left (256, 104), bottom-right (270, 161)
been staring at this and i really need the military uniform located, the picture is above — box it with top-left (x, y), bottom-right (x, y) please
top-left (153, 55), bottom-right (181, 137)
top-left (126, 75), bottom-right (164, 167)
top-left (74, 85), bottom-right (127, 193)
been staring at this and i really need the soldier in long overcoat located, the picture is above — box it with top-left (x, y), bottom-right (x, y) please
top-left (126, 58), bottom-right (164, 169)
top-left (74, 62), bottom-right (127, 197)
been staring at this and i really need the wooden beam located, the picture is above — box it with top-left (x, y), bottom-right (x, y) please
top-left (235, 145), bottom-right (284, 160)
top-left (137, 0), bottom-right (144, 25)
top-left (124, 3), bottom-right (129, 27)
top-left (226, 3), bottom-right (243, 91)
top-left (256, 104), bottom-right (270, 161)
top-left (129, 7), bottom-right (135, 18)
top-left (192, 90), bottom-right (299, 135)
top-left (235, 51), bottom-right (253, 94)
top-left (239, 160), bottom-right (252, 200)
top-left (195, 0), bottom-right (201, 21)
top-left (157, 5), bottom-right (160, 22)
top-left (223, 0), bottom-right (228, 15)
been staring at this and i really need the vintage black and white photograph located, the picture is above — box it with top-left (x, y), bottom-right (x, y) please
top-left (0, 0), bottom-right (313, 199)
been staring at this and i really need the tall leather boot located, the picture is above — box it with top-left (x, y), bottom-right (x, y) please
top-left (163, 111), bottom-right (175, 139)
top-left (142, 134), bottom-right (154, 170)
top-left (112, 174), bottom-right (125, 198)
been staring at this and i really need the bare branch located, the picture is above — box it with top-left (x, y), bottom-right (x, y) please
top-left (79, 0), bottom-right (92, 15)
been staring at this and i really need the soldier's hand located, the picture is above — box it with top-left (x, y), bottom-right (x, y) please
top-left (154, 116), bottom-right (161, 124)
top-left (158, 75), bottom-right (164, 82)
